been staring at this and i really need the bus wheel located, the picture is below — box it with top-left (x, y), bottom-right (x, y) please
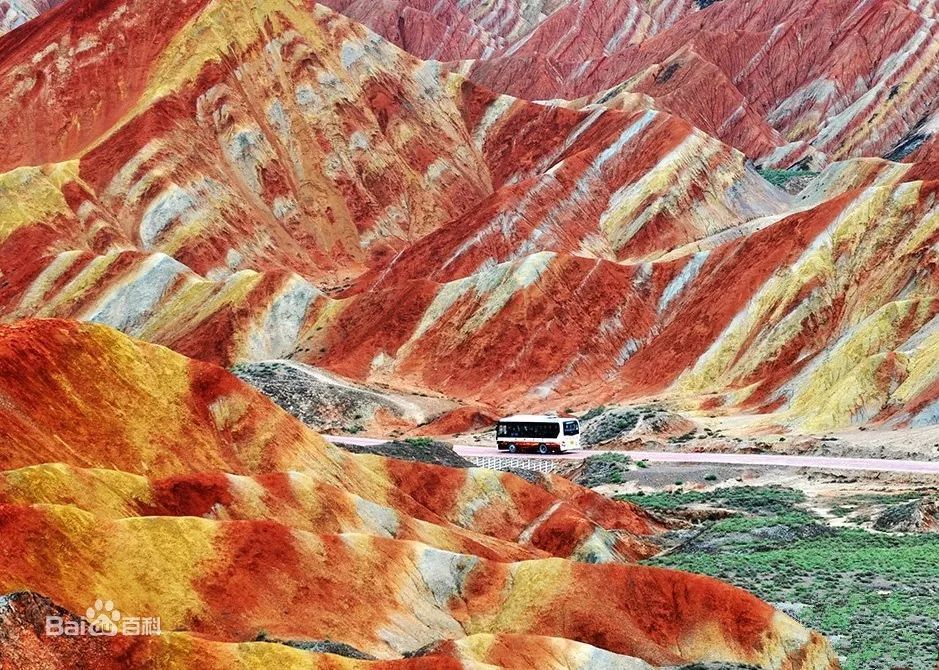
top-left (508, 444), bottom-right (518, 453)
top-left (538, 444), bottom-right (549, 455)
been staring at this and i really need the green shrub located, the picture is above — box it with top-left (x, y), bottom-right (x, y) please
top-left (404, 436), bottom-right (435, 448)
top-left (581, 405), bottom-right (607, 421)
top-left (758, 167), bottom-right (819, 188)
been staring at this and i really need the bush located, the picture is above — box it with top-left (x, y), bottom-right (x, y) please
top-left (758, 167), bottom-right (819, 188)
top-left (580, 405), bottom-right (607, 422)
top-left (576, 453), bottom-right (634, 488)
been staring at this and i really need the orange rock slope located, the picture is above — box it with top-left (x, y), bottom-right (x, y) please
top-left (0, 319), bottom-right (839, 669)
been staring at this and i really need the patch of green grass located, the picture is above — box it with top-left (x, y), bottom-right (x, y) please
top-left (591, 452), bottom-right (632, 465)
top-left (708, 513), bottom-right (815, 532)
top-left (618, 484), bottom-right (808, 516)
top-left (758, 167), bottom-right (819, 189)
top-left (624, 487), bottom-right (939, 670)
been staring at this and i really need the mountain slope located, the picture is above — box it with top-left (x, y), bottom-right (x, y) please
top-left (6, 0), bottom-right (939, 169)
top-left (326, 0), bottom-right (939, 170)
top-left (0, 319), bottom-right (839, 669)
top-left (0, 318), bottom-right (667, 561)
top-left (1, 590), bottom-right (664, 669)
top-left (0, 0), bottom-right (501, 283)
top-left (0, 0), bottom-right (938, 430)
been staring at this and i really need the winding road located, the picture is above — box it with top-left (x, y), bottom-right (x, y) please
top-left (325, 435), bottom-right (939, 475)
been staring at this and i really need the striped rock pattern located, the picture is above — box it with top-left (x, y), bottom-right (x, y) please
top-left (1, 0), bottom-right (939, 431)
top-left (0, 0), bottom-right (781, 293)
top-left (0, 319), bottom-right (666, 562)
top-left (321, 0), bottom-right (662, 62)
top-left (1, 589), bottom-right (661, 669)
top-left (326, 0), bottom-right (939, 169)
top-left (0, 0), bottom-right (500, 282)
top-left (0, 319), bottom-right (840, 669)
top-left (6, 0), bottom-right (939, 167)
top-left (301, 177), bottom-right (939, 432)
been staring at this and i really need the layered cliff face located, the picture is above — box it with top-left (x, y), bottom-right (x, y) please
top-left (0, 0), bottom-right (938, 432)
top-left (0, 319), bottom-right (840, 669)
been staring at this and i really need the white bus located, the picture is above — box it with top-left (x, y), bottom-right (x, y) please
top-left (495, 414), bottom-right (580, 454)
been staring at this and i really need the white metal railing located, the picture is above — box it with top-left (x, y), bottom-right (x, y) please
top-left (465, 455), bottom-right (575, 474)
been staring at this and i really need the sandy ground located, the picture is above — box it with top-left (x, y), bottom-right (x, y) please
top-left (594, 463), bottom-right (939, 530)
top-left (692, 412), bottom-right (939, 461)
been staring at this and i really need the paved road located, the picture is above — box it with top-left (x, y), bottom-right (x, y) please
top-left (324, 435), bottom-right (939, 475)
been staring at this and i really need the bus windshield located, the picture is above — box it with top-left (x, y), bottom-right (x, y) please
top-left (563, 421), bottom-right (579, 435)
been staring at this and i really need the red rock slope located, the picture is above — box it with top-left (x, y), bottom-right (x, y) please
top-left (0, 0), bottom-right (496, 282)
top-left (0, 0), bottom-right (783, 333)
top-left (1, 0), bottom-right (938, 431)
top-left (327, 0), bottom-right (939, 169)
top-left (6, 0), bottom-right (939, 166)
top-left (0, 319), bottom-right (839, 669)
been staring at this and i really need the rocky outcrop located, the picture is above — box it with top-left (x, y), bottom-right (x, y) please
top-left (874, 496), bottom-right (939, 533)
top-left (231, 360), bottom-right (459, 433)
top-left (333, 438), bottom-right (476, 468)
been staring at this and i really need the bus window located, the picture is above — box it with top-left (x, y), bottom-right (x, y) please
top-left (498, 422), bottom-right (559, 439)
top-left (563, 421), bottom-right (579, 436)
top-left (538, 423), bottom-right (560, 438)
